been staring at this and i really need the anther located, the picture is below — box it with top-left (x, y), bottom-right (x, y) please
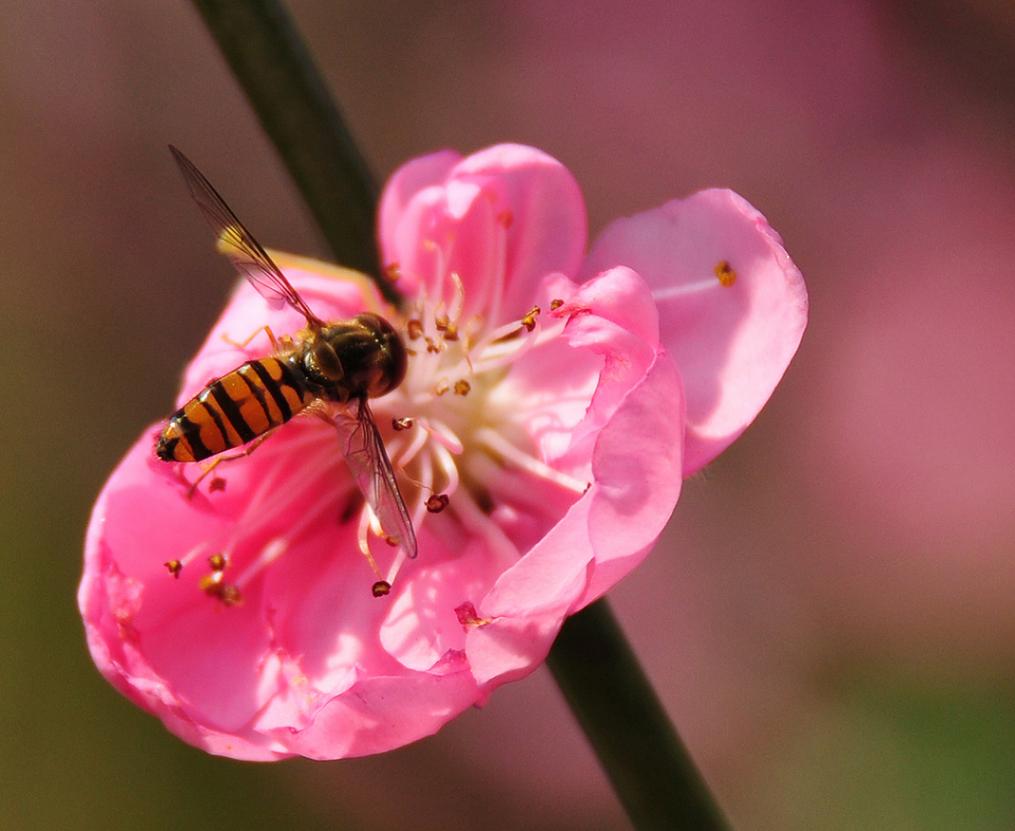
top-left (199, 570), bottom-right (242, 605)
top-left (426, 493), bottom-right (450, 513)
top-left (407, 319), bottom-right (424, 340)
top-left (220, 585), bottom-right (243, 606)
top-left (520, 305), bottom-right (541, 332)
top-left (435, 315), bottom-right (460, 341)
top-left (434, 380), bottom-right (450, 396)
top-left (425, 337), bottom-right (441, 354)
top-left (208, 553), bottom-right (227, 571)
top-left (455, 601), bottom-right (491, 627)
top-left (392, 416), bottom-right (415, 431)
top-left (209, 476), bottom-right (227, 493)
top-left (454, 379), bottom-right (471, 396)
top-left (714, 260), bottom-right (736, 287)
top-left (164, 560), bottom-right (182, 579)
top-left (372, 580), bottom-right (392, 598)
top-left (550, 298), bottom-right (564, 311)
top-left (384, 262), bottom-right (401, 283)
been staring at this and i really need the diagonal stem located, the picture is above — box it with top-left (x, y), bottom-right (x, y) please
top-left (547, 599), bottom-right (731, 831)
top-left (190, 0), bottom-right (401, 305)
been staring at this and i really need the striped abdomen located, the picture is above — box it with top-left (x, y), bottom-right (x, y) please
top-left (157, 356), bottom-right (315, 462)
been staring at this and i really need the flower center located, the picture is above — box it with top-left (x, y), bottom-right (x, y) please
top-left (169, 221), bottom-right (592, 602)
top-left (367, 266), bottom-right (584, 586)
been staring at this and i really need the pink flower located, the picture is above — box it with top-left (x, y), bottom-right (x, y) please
top-left (79, 144), bottom-right (806, 760)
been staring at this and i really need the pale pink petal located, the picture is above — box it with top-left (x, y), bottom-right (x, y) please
top-left (466, 609), bottom-right (570, 688)
top-left (378, 149), bottom-right (462, 253)
top-left (581, 189), bottom-right (807, 474)
top-left (284, 672), bottom-right (481, 760)
top-left (379, 534), bottom-right (503, 673)
top-left (377, 150), bottom-right (461, 296)
top-left (470, 277), bottom-right (685, 685)
top-left (579, 353), bottom-right (685, 607)
top-left (449, 145), bottom-right (587, 319)
top-left (469, 355), bottom-right (685, 683)
top-left (80, 437), bottom-right (279, 751)
top-left (378, 144), bottom-right (587, 324)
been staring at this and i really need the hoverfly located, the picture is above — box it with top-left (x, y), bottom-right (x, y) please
top-left (156, 146), bottom-right (417, 561)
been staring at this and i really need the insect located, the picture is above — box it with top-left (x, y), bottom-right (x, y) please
top-left (156, 146), bottom-right (417, 561)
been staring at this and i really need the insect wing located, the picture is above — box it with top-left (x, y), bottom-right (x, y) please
top-left (169, 145), bottom-right (323, 327)
top-left (333, 402), bottom-right (418, 559)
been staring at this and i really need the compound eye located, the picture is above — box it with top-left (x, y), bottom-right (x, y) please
top-left (309, 339), bottom-right (344, 381)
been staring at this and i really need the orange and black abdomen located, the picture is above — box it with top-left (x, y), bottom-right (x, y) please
top-left (156, 357), bottom-right (315, 462)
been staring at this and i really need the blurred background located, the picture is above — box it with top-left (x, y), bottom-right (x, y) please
top-left (3, 1), bottom-right (1014, 828)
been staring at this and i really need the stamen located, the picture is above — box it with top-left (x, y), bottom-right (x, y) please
top-left (475, 427), bottom-right (588, 494)
top-left (173, 541), bottom-right (210, 570)
top-left (714, 259), bottom-right (736, 287)
top-left (455, 601), bottom-right (491, 627)
top-left (423, 418), bottom-right (464, 455)
top-left (426, 494), bottom-right (450, 513)
top-left (435, 315), bottom-right (459, 341)
top-left (410, 451), bottom-right (435, 527)
top-left (520, 305), bottom-right (540, 332)
top-left (453, 379), bottom-right (471, 396)
top-left (550, 298), bottom-right (564, 311)
top-left (395, 422), bottom-right (430, 468)
top-left (392, 416), bottom-right (414, 431)
top-left (372, 580), bottom-right (391, 597)
top-left (431, 441), bottom-right (461, 496)
top-left (219, 454), bottom-right (333, 555)
top-left (231, 537), bottom-right (288, 588)
top-left (199, 558), bottom-right (243, 606)
top-left (164, 560), bottom-right (182, 578)
top-left (357, 507), bottom-right (387, 582)
top-left (407, 319), bottom-right (424, 340)
top-left (652, 263), bottom-right (737, 301)
top-left (448, 272), bottom-right (466, 329)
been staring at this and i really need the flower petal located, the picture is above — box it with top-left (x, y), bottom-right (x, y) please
top-left (579, 352), bottom-right (684, 607)
top-left (581, 189), bottom-right (807, 474)
top-left (283, 671), bottom-right (480, 760)
top-left (469, 272), bottom-right (684, 686)
top-left (378, 144), bottom-right (587, 324)
top-left (80, 435), bottom-right (279, 746)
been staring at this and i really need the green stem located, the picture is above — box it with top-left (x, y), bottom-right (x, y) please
top-left (547, 599), bottom-right (731, 831)
top-left (190, 0), bottom-right (401, 304)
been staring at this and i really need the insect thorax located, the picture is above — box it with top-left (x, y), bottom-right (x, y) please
top-left (299, 313), bottom-right (407, 402)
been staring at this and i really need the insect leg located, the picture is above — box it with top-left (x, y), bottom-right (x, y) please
top-left (221, 324), bottom-right (284, 352)
top-left (187, 430), bottom-right (276, 498)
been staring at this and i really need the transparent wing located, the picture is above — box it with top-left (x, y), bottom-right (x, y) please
top-left (333, 399), bottom-right (418, 559)
top-left (169, 145), bottom-right (323, 328)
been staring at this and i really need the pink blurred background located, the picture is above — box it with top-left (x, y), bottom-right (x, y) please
top-left (3, 1), bottom-right (1014, 828)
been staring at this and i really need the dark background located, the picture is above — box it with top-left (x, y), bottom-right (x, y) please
top-left (3, 2), bottom-right (1015, 829)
